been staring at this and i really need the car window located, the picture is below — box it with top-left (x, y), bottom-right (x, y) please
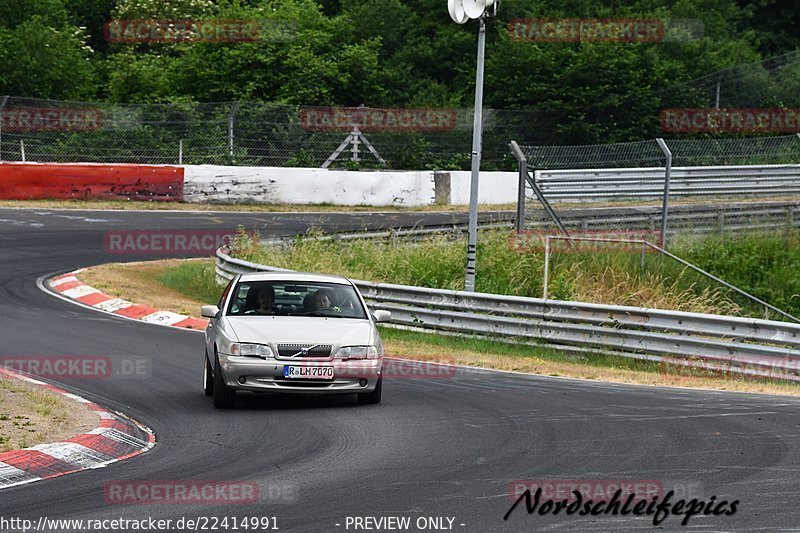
top-left (226, 281), bottom-right (367, 319)
top-left (217, 279), bottom-right (235, 309)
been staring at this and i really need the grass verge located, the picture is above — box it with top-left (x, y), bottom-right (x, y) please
top-left (233, 227), bottom-right (797, 318)
top-left (0, 378), bottom-right (99, 452)
top-left (75, 259), bottom-right (800, 396)
top-left (0, 196), bottom-right (794, 213)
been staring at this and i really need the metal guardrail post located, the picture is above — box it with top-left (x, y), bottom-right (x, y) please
top-left (656, 138), bottom-right (673, 248)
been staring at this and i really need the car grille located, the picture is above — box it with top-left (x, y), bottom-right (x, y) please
top-left (277, 344), bottom-right (333, 358)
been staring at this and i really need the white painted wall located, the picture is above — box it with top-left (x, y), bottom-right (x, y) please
top-left (183, 165), bottom-right (436, 206)
top-left (183, 165), bottom-right (521, 206)
top-left (448, 171), bottom-right (518, 205)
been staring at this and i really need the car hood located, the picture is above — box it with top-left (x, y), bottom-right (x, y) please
top-left (225, 316), bottom-right (374, 346)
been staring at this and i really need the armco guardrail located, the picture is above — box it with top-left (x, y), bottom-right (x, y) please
top-left (216, 247), bottom-right (800, 381)
top-left (524, 200), bottom-right (800, 235)
top-left (535, 165), bottom-right (800, 201)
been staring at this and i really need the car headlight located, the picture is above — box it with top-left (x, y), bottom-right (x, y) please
top-left (335, 345), bottom-right (378, 360)
top-left (230, 343), bottom-right (274, 358)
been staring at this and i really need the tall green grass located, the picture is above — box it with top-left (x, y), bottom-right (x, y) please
top-left (158, 261), bottom-right (221, 304)
top-left (229, 228), bottom-right (800, 320)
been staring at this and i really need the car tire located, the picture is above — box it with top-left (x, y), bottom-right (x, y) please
top-left (203, 351), bottom-right (214, 397)
top-left (357, 377), bottom-right (382, 405)
top-left (213, 353), bottom-right (236, 409)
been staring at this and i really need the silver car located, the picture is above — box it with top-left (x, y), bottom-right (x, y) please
top-left (202, 272), bottom-right (390, 408)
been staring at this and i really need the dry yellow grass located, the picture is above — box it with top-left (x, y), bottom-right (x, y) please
top-left (0, 378), bottom-right (99, 452)
top-left (568, 264), bottom-right (743, 315)
top-left (76, 259), bottom-right (800, 396)
top-left (79, 259), bottom-right (211, 316)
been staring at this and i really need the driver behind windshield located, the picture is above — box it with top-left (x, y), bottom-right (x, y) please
top-left (245, 284), bottom-right (277, 315)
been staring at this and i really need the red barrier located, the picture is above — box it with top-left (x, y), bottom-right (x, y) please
top-left (0, 163), bottom-right (184, 201)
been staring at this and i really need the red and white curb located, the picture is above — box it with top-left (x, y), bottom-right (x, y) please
top-left (46, 271), bottom-right (208, 331)
top-left (0, 367), bottom-right (155, 490)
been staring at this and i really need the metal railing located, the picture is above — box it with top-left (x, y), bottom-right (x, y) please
top-left (215, 247), bottom-right (800, 382)
top-left (512, 135), bottom-right (800, 246)
top-left (523, 199), bottom-right (800, 235)
top-left (535, 164), bottom-right (800, 201)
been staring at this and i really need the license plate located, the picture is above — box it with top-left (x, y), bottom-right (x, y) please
top-left (283, 365), bottom-right (334, 380)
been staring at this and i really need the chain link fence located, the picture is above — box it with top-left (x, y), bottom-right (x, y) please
top-left (672, 50), bottom-right (800, 109)
top-left (511, 134), bottom-right (800, 319)
top-left (515, 135), bottom-right (800, 236)
top-left (0, 96), bottom-right (564, 170)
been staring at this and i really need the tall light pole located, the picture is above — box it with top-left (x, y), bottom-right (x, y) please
top-left (448, 0), bottom-right (497, 291)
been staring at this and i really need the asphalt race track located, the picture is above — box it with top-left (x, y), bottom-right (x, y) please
top-left (1, 207), bottom-right (800, 532)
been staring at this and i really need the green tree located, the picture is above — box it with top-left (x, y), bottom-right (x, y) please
top-left (0, 10), bottom-right (97, 99)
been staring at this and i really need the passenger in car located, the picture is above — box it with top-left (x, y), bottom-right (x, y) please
top-left (304, 289), bottom-right (336, 312)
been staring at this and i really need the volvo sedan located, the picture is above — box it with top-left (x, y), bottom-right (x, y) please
top-left (202, 272), bottom-right (390, 408)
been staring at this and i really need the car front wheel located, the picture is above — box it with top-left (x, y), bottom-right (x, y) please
top-left (357, 377), bottom-right (382, 405)
top-left (203, 351), bottom-right (214, 397)
top-left (212, 353), bottom-right (236, 408)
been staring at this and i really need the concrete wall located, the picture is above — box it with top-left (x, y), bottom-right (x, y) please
top-left (448, 171), bottom-right (518, 205)
top-left (0, 162), bottom-right (521, 206)
top-left (183, 166), bottom-right (436, 206)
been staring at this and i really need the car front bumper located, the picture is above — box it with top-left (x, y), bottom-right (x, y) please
top-left (218, 354), bottom-right (382, 394)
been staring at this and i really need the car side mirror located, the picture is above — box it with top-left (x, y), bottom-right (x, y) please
top-left (372, 310), bottom-right (391, 323)
top-left (201, 305), bottom-right (221, 318)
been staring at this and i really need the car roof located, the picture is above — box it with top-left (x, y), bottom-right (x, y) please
top-left (237, 271), bottom-right (353, 285)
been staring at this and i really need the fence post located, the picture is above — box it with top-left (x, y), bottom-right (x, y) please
top-left (509, 141), bottom-right (527, 233)
top-left (228, 101), bottom-right (241, 164)
top-left (542, 236), bottom-right (550, 299)
top-left (179, 139), bottom-right (183, 164)
top-left (20, 140), bottom-right (25, 162)
top-left (656, 138), bottom-right (672, 248)
top-left (0, 96), bottom-right (7, 161)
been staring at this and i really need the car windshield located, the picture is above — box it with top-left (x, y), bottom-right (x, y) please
top-left (226, 280), bottom-right (367, 319)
